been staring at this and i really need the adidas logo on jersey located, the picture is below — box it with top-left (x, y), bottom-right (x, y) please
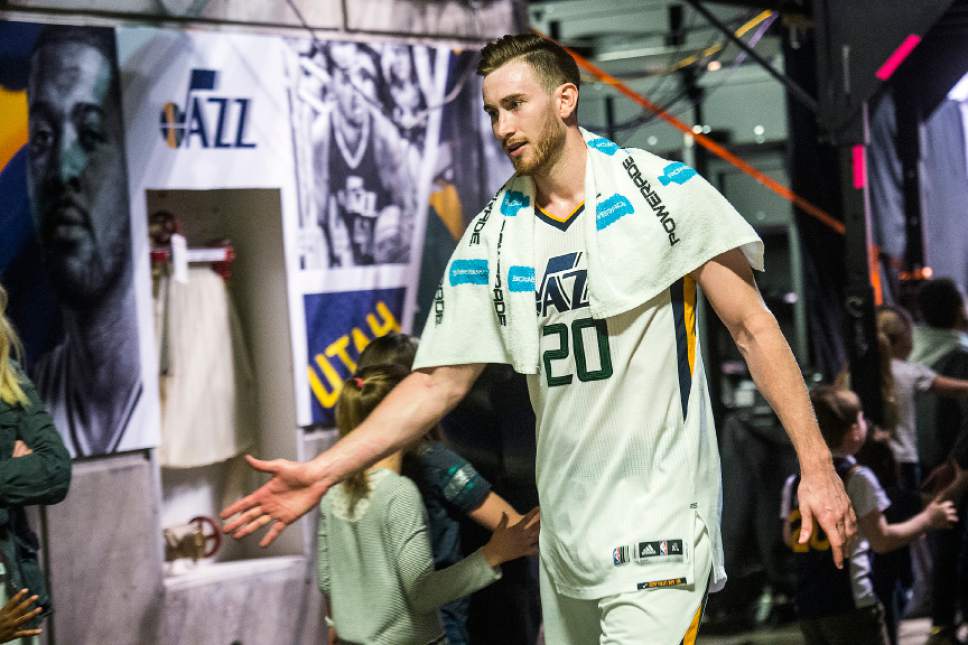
top-left (635, 539), bottom-right (685, 560)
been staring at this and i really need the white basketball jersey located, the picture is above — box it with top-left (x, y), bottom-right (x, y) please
top-left (528, 202), bottom-right (725, 599)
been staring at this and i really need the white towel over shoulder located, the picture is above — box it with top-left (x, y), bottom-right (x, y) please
top-left (414, 128), bottom-right (764, 373)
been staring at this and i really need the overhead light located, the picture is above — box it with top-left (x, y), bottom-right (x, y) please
top-left (707, 60), bottom-right (722, 72)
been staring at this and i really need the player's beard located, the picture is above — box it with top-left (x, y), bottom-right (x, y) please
top-left (512, 110), bottom-right (566, 176)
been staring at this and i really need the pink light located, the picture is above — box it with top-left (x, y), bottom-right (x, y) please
top-left (852, 145), bottom-right (866, 189)
top-left (875, 34), bottom-right (922, 81)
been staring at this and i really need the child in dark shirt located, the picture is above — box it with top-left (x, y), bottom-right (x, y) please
top-left (783, 386), bottom-right (956, 645)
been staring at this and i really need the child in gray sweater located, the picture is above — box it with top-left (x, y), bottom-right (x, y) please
top-left (319, 364), bottom-right (539, 645)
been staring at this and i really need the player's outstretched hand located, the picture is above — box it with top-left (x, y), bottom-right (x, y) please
top-left (797, 465), bottom-right (857, 569)
top-left (0, 589), bottom-right (43, 643)
top-left (482, 507), bottom-right (540, 568)
top-left (221, 455), bottom-right (330, 547)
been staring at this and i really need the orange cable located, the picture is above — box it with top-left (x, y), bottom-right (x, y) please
top-left (536, 30), bottom-right (846, 237)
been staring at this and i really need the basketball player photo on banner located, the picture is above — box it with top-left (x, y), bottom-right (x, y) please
top-left (285, 37), bottom-right (447, 427)
top-left (0, 20), bottom-right (157, 457)
top-left (287, 38), bottom-right (445, 270)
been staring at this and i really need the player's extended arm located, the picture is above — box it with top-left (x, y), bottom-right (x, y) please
top-left (692, 248), bottom-right (857, 569)
top-left (221, 363), bottom-right (486, 547)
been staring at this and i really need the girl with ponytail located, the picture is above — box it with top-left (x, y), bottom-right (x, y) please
top-left (318, 364), bottom-right (539, 645)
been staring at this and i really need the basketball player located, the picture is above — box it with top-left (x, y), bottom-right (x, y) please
top-left (225, 34), bottom-right (856, 643)
top-left (314, 42), bottom-right (416, 266)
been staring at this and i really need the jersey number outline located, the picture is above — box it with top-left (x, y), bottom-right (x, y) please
top-left (542, 317), bottom-right (613, 387)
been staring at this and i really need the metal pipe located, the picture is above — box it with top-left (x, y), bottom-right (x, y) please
top-left (683, 0), bottom-right (820, 113)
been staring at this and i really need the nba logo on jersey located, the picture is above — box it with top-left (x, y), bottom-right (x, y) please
top-left (612, 545), bottom-right (630, 566)
top-left (659, 541), bottom-right (668, 556)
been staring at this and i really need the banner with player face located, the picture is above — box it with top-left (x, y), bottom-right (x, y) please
top-left (4, 19), bottom-right (470, 432)
top-left (0, 21), bottom-right (158, 457)
top-left (286, 37), bottom-right (449, 426)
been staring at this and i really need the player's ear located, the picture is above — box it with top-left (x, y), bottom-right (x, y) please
top-left (556, 83), bottom-right (579, 121)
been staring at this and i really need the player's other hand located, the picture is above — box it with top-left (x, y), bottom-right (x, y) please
top-left (797, 465), bottom-right (857, 569)
top-left (221, 455), bottom-right (330, 548)
top-left (482, 507), bottom-right (540, 568)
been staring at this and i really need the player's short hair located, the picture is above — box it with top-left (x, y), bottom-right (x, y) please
top-left (357, 332), bottom-right (418, 371)
top-left (917, 278), bottom-right (965, 329)
top-left (477, 33), bottom-right (580, 93)
top-left (810, 385), bottom-right (862, 449)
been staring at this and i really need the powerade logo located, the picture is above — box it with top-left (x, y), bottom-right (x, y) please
top-left (658, 161), bottom-right (696, 186)
top-left (159, 68), bottom-right (256, 149)
top-left (493, 221), bottom-right (508, 325)
top-left (508, 265), bottom-right (536, 293)
top-left (433, 282), bottom-right (445, 324)
top-left (623, 156), bottom-right (680, 246)
top-left (469, 198), bottom-right (495, 245)
top-left (595, 193), bottom-right (635, 230)
top-left (500, 190), bottom-right (529, 217)
top-left (587, 137), bottom-right (620, 156)
top-left (449, 259), bottom-right (489, 286)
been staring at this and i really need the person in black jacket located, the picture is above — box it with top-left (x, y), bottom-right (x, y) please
top-left (0, 283), bottom-right (72, 640)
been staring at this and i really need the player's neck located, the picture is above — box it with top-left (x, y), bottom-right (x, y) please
top-left (533, 128), bottom-right (587, 211)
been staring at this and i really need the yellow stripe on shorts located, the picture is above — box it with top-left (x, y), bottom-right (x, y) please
top-left (680, 601), bottom-right (702, 645)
